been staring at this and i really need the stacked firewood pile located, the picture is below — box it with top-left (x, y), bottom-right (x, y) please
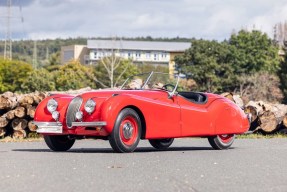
top-left (222, 93), bottom-right (287, 134)
top-left (0, 92), bottom-right (48, 139)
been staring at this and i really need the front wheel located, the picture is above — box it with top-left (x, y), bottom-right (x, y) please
top-left (109, 108), bottom-right (142, 153)
top-left (44, 135), bottom-right (75, 151)
top-left (208, 134), bottom-right (235, 150)
top-left (149, 138), bottom-right (174, 150)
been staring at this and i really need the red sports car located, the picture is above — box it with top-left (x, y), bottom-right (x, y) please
top-left (34, 72), bottom-right (250, 153)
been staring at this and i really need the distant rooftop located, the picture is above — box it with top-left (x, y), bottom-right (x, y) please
top-left (87, 40), bottom-right (190, 52)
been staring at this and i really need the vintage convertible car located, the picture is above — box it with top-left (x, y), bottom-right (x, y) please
top-left (34, 72), bottom-right (250, 153)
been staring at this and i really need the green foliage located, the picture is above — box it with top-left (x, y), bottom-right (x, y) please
top-left (175, 30), bottom-right (281, 93)
top-left (94, 57), bottom-right (139, 88)
top-left (55, 60), bottom-right (96, 91)
top-left (229, 30), bottom-right (280, 74)
top-left (137, 64), bottom-right (169, 74)
top-left (0, 58), bottom-right (33, 93)
top-left (21, 68), bottom-right (56, 92)
top-left (278, 55), bottom-right (287, 103)
top-left (175, 39), bottom-right (235, 92)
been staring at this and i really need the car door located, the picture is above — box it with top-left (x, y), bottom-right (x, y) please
top-left (142, 92), bottom-right (181, 138)
top-left (177, 95), bottom-right (213, 136)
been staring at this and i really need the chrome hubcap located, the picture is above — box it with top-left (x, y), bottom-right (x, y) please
top-left (123, 122), bottom-right (133, 139)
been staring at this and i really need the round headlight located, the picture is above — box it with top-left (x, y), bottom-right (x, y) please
top-left (84, 99), bottom-right (96, 114)
top-left (47, 99), bottom-right (58, 113)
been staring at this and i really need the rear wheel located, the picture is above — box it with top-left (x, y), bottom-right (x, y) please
top-left (109, 108), bottom-right (142, 153)
top-left (149, 138), bottom-right (174, 150)
top-left (208, 134), bottom-right (235, 150)
top-left (44, 135), bottom-right (75, 151)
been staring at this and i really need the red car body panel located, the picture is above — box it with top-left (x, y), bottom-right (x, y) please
top-left (34, 89), bottom-right (250, 139)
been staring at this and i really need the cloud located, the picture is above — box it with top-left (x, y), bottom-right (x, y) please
top-left (0, 0), bottom-right (35, 7)
top-left (1, 0), bottom-right (287, 40)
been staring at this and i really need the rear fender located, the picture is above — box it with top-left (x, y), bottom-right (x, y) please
top-left (210, 99), bottom-right (249, 135)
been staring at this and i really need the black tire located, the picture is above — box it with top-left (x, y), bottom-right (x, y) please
top-left (109, 108), bottom-right (142, 153)
top-left (149, 138), bottom-right (174, 150)
top-left (208, 134), bottom-right (235, 150)
top-left (44, 135), bottom-right (75, 151)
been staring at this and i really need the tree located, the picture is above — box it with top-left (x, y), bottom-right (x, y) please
top-left (137, 63), bottom-right (169, 74)
top-left (235, 72), bottom-right (283, 103)
top-left (229, 30), bottom-right (280, 74)
top-left (55, 60), bottom-right (96, 91)
top-left (94, 58), bottom-right (139, 88)
top-left (0, 58), bottom-right (33, 93)
top-left (175, 39), bottom-right (234, 92)
top-left (21, 68), bottom-right (56, 92)
top-left (175, 30), bottom-right (281, 95)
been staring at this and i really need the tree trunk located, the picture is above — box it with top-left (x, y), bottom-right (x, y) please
top-left (220, 92), bottom-right (235, 102)
top-left (0, 127), bottom-right (6, 137)
top-left (0, 96), bottom-right (10, 109)
top-left (18, 95), bottom-right (34, 106)
top-left (27, 106), bottom-right (36, 118)
top-left (258, 111), bottom-right (278, 133)
top-left (14, 106), bottom-right (26, 118)
top-left (12, 118), bottom-right (28, 131)
top-left (13, 130), bottom-right (27, 139)
top-left (28, 121), bottom-right (37, 132)
top-left (0, 116), bottom-right (9, 128)
top-left (233, 95), bottom-right (244, 109)
top-left (5, 110), bottom-right (15, 120)
top-left (257, 103), bottom-right (287, 133)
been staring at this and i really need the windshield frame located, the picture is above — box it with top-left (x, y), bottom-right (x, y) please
top-left (120, 71), bottom-right (180, 94)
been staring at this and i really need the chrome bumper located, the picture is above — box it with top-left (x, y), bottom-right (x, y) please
top-left (33, 121), bottom-right (107, 134)
top-left (34, 122), bottom-right (63, 134)
top-left (71, 121), bottom-right (107, 127)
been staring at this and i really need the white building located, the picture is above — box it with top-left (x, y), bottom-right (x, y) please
top-left (61, 39), bottom-right (190, 75)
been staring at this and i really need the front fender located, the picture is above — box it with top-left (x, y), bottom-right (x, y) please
top-left (34, 94), bottom-right (74, 122)
top-left (100, 94), bottom-right (144, 134)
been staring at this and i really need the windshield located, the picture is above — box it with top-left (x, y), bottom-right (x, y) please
top-left (121, 72), bottom-right (179, 92)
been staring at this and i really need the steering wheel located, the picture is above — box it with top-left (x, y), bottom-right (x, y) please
top-left (162, 84), bottom-right (175, 92)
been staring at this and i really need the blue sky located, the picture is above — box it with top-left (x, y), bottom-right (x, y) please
top-left (0, 0), bottom-right (287, 40)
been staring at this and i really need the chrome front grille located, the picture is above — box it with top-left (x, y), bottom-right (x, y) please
top-left (66, 96), bottom-right (83, 128)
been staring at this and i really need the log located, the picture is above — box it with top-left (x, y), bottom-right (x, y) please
top-left (0, 96), bottom-right (10, 109)
top-left (0, 116), bottom-right (8, 128)
top-left (12, 130), bottom-right (27, 139)
top-left (282, 114), bottom-right (287, 128)
top-left (258, 111), bottom-right (278, 133)
top-left (220, 92), bottom-right (235, 102)
top-left (12, 118), bottom-right (28, 131)
top-left (14, 106), bottom-right (26, 118)
top-left (233, 95), bottom-right (244, 109)
top-left (18, 95), bottom-right (34, 106)
top-left (0, 127), bottom-right (6, 137)
top-left (5, 110), bottom-right (15, 120)
top-left (257, 103), bottom-right (287, 133)
top-left (27, 105), bottom-right (36, 118)
top-left (28, 121), bottom-right (37, 132)
top-left (0, 93), bottom-right (18, 110)
top-left (244, 101), bottom-right (268, 122)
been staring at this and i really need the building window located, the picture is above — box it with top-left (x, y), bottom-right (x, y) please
top-left (146, 52), bottom-right (151, 59)
top-left (154, 53), bottom-right (158, 61)
top-left (128, 52), bottom-right (132, 58)
top-left (135, 52), bottom-right (141, 58)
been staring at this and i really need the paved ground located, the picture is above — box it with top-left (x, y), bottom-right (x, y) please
top-left (0, 138), bottom-right (287, 192)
